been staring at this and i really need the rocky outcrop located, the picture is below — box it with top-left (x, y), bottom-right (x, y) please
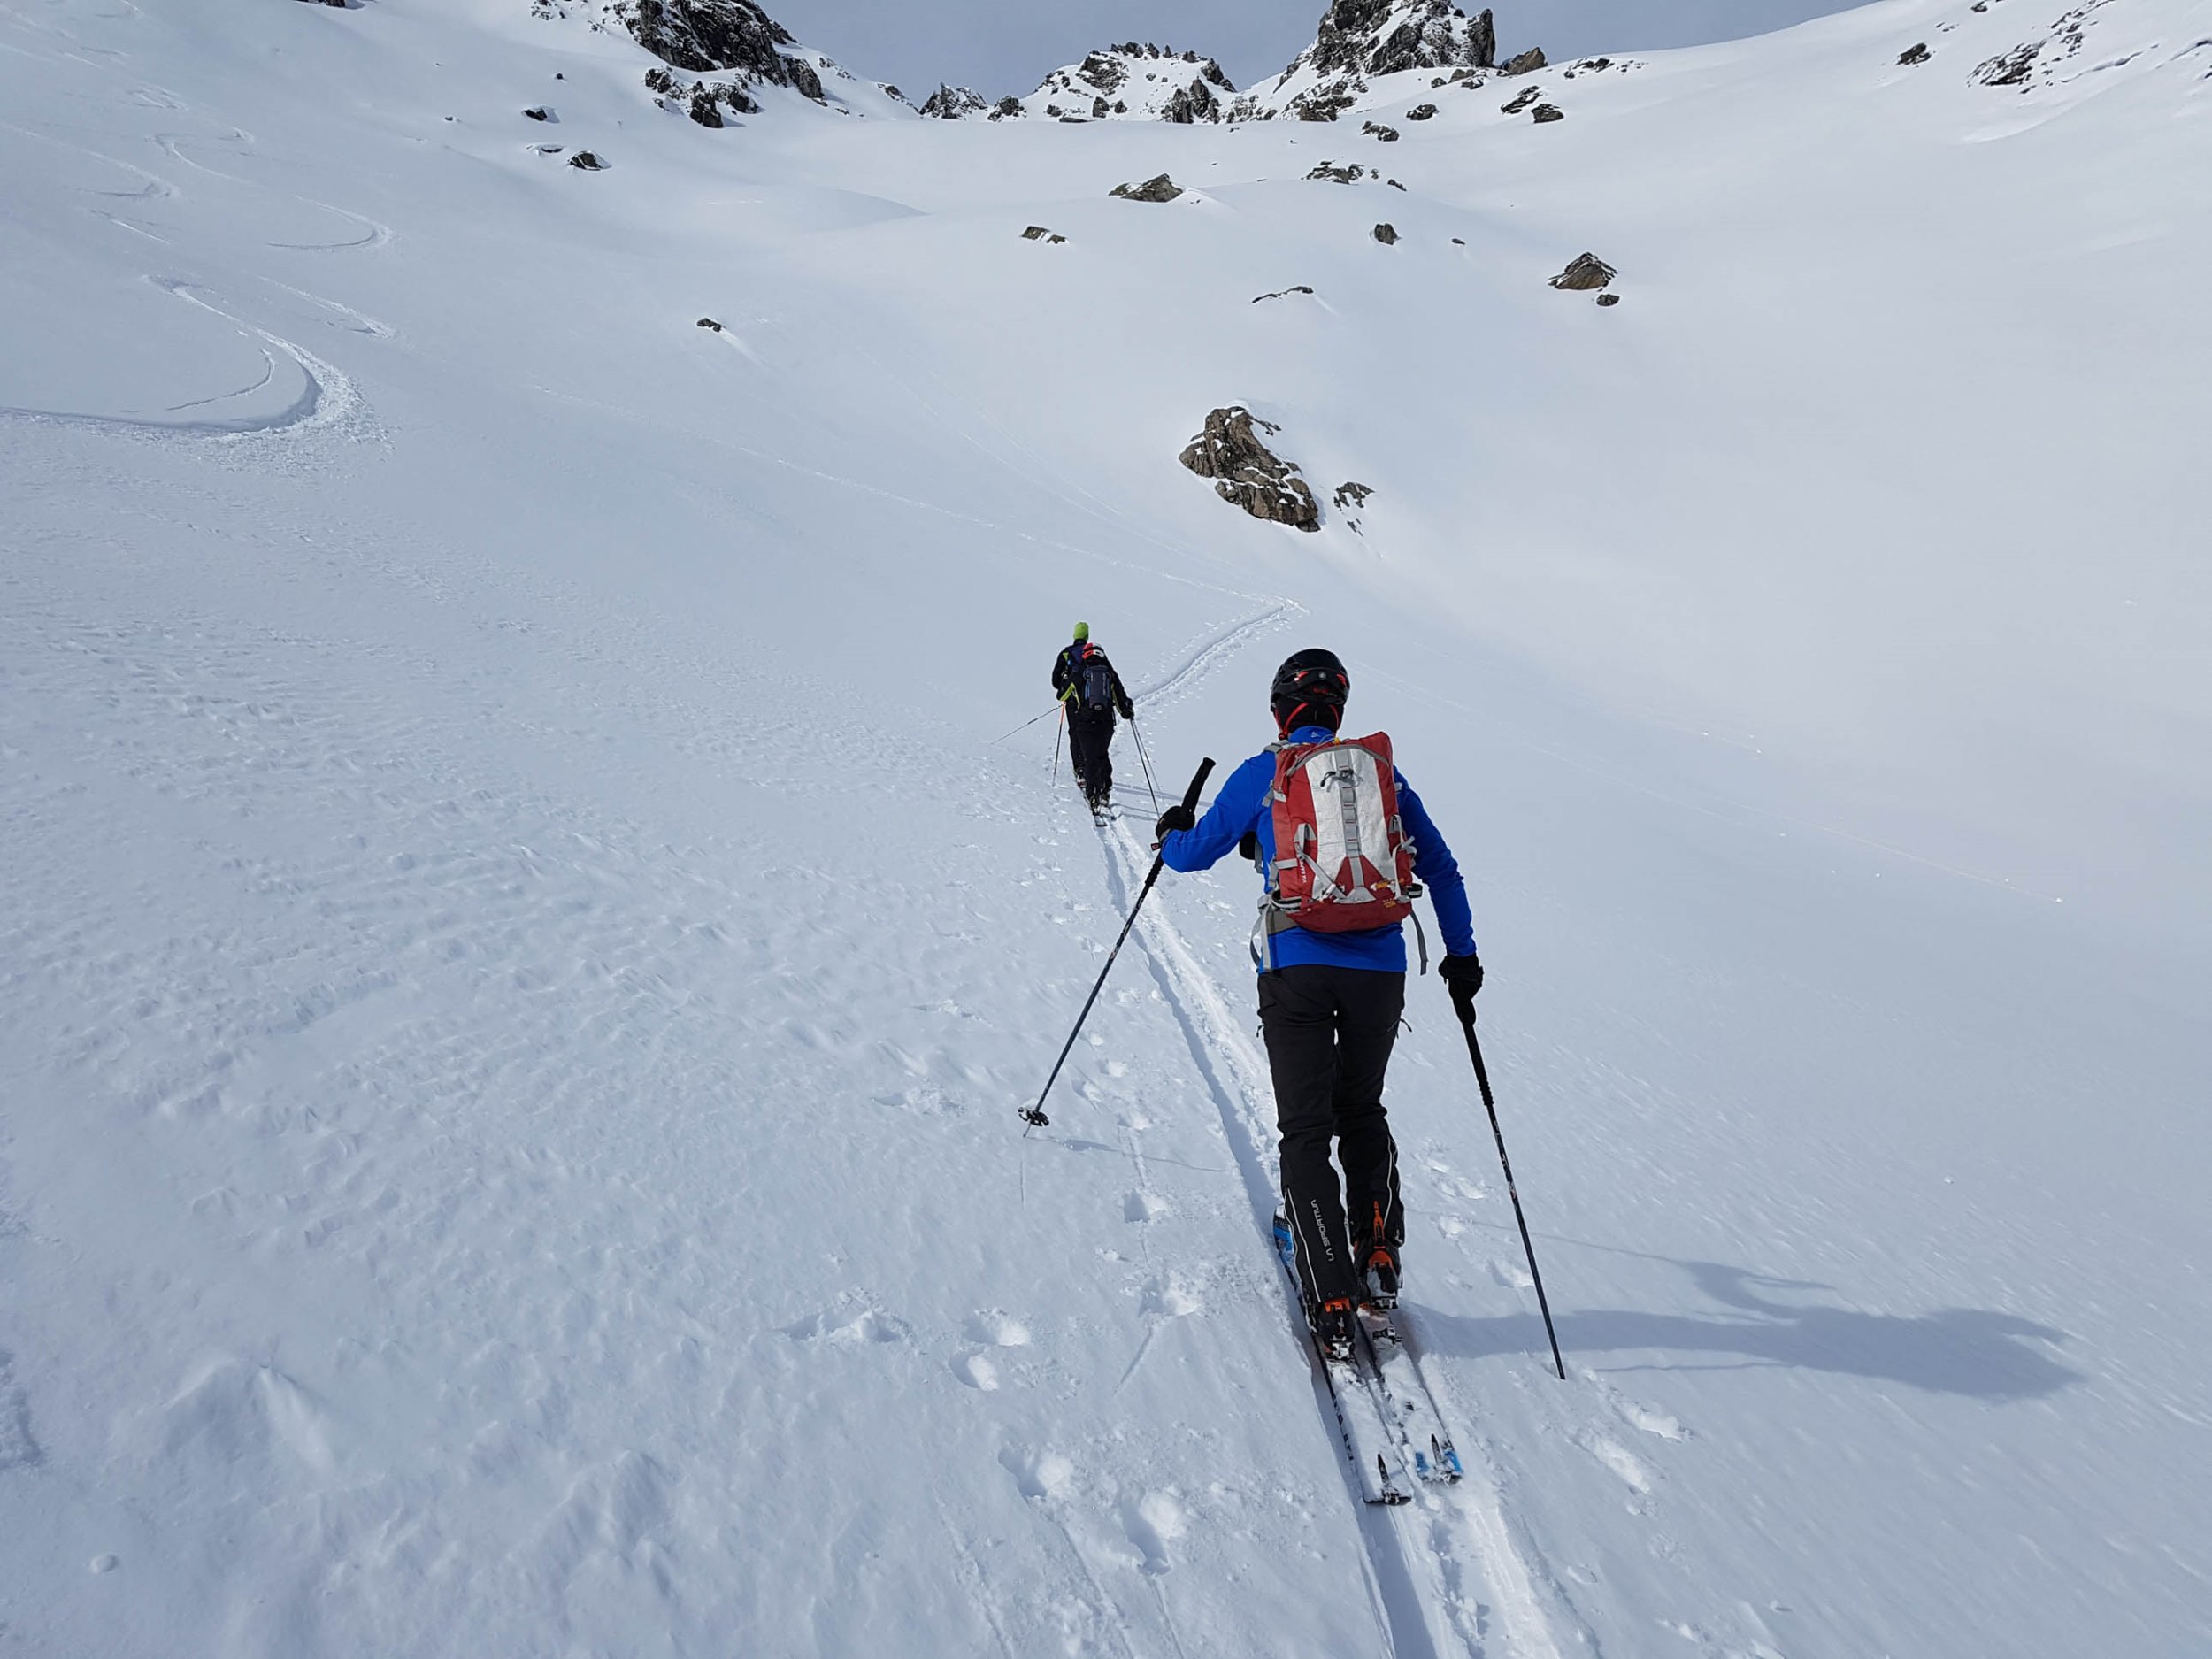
top-left (919, 85), bottom-right (987, 119)
top-left (1372, 221), bottom-right (1399, 244)
top-left (1362, 119), bottom-right (1401, 140)
top-left (1233, 3), bottom-right (1496, 121)
top-left (612, 0), bottom-right (825, 104)
top-left (1501, 47), bottom-right (1547, 74)
top-left (1898, 42), bottom-right (1931, 65)
top-left (1001, 44), bottom-right (1236, 122)
top-left (1333, 481), bottom-right (1373, 509)
top-left (1500, 85), bottom-right (1540, 114)
top-left (1306, 1), bottom-right (1495, 80)
top-left (1549, 252), bottom-right (1616, 290)
top-left (1110, 173), bottom-right (1184, 202)
top-left (646, 64), bottom-right (759, 123)
top-left (1405, 102), bottom-right (1438, 119)
top-left (1179, 408), bottom-right (1320, 532)
top-left (1531, 102), bottom-right (1563, 122)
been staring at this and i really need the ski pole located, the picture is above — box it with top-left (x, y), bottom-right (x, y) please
top-left (1455, 1004), bottom-right (1568, 1379)
top-left (1131, 717), bottom-right (1162, 816)
top-left (1021, 757), bottom-right (1214, 1130)
top-left (993, 705), bottom-right (1060, 744)
top-left (1051, 706), bottom-right (1064, 786)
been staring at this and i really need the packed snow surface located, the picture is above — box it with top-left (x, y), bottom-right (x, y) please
top-left (3, 0), bottom-right (2208, 1655)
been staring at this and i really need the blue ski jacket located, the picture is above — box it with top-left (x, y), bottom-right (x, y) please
top-left (1159, 726), bottom-right (1479, 973)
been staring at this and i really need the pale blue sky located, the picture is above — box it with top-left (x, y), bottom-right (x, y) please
top-left (770, 0), bottom-right (1869, 99)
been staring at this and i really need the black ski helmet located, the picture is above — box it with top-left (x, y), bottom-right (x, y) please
top-left (1271, 648), bottom-right (1349, 733)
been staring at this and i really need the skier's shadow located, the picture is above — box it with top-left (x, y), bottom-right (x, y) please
top-left (1413, 1260), bottom-right (2082, 1402)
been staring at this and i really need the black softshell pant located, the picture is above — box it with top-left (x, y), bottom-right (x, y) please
top-left (1260, 964), bottom-right (1406, 1310)
top-left (1066, 707), bottom-right (1116, 803)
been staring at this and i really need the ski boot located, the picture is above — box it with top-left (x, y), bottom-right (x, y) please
top-left (1360, 1244), bottom-right (1400, 1311)
top-left (1312, 1297), bottom-right (1357, 1363)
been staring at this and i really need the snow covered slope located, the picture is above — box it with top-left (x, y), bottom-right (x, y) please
top-left (3, 0), bottom-right (2209, 1655)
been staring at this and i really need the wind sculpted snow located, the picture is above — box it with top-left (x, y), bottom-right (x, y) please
top-left (1, 0), bottom-right (2208, 1655)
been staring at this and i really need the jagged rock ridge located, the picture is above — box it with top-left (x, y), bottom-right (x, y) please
top-left (608, 0), bottom-right (828, 114)
top-left (931, 43), bottom-right (1237, 123)
top-left (1237, 1), bottom-right (1498, 121)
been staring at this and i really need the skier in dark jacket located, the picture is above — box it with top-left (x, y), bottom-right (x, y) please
top-left (1152, 649), bottom-right (1483, 1358)
top-left (1049, 622), bottom-right (1135, 815)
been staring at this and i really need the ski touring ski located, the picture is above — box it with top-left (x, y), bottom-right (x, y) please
top-left (1357, 1306), bottom-right (1464, 1483)
top-left (1273, 1213), bottom-right (1410, 1506)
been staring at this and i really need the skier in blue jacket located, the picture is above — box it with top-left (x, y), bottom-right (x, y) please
top-left (1154, 649), bottom-right (1483, 1357)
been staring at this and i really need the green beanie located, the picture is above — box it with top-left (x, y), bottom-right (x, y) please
top-left (1072, 621), bottom-right (1090, 642)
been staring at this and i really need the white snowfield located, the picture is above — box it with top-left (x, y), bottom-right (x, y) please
top-left (3, 0), bottom-right (2208, 1654)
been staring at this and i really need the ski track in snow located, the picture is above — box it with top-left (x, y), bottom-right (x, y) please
top-left (0, 277), bottom-right (369, 439)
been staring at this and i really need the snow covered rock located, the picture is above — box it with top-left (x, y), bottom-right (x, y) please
top-left (611, 0), bottom-right (824, 104)
top-left (1502, 46), bottom-right (1548, 75)
top-left (1532, 101), bottom-right (1564, 122)
top-left (918, 84), bottom-right (987, 119)
top-left (1001, 45), bottom-right (1236, 123)
top-left (1237, 1), bottom-right (1497, 120)
top-left (1899, 42), bottom-right (1932, 65)
top-left (1110, 173), bottom-right (1185, 202)
top-left (1550, 252), bottom-right (1617, 290)
top-left (1179, 408), bottom-right (1320, 531)
top-left (1020, 225), bottom-right (1067, 243)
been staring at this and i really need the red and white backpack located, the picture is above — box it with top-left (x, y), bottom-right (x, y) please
top-left (1262, 732), bottom-right (1424, 948)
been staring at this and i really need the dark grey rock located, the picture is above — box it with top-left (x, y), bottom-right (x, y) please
top-left (1595, 292), bottom-right (1621, 307)
top-left (1020, 226), bottom-right (1068, 243)
top-left (1899, 42), bottom-right (1931, 65)
top-left (1179, 407), bottom-right (1320, 532)
top-left (1500, 86), bottom-right (1540, 114)
top-left (1300, 2), bottom-right (1497, 80)
top-left (1531, 102), bottom-right (1564, 122)
top-left (1333, 481), bottom-right (1374, 509)
top-left (1975, 42), bottom-right (2039, 85)
top-left (1110, 173), bottom-right (1185, 202)
top-left (1405, 103), bottom-right (1439, 120)
top-left (615, 1), bottom-right (826, 104)
top-left (1372, 221), bottom-right (1398, 244)
top-left (1361, 119), bottom-right (1401, 141)
top-left (1306, 160), bottom-right (1366, 183)
top-left (568, 150), bottom-right (607, 170)
top-left (1549, 251), bottom-right (1616, 290)
top-left (697, 317), bottom-right (725, 330)
top-left (1253, 285), bottom-right (1317, 302)
top-left (523, 106), bottom-right (552, 121)
top-left (1501, 47), bottom-right (1547, 75)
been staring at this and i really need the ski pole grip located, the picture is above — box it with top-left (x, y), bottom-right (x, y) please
top-left (1180, 758), bottom-right (1215, 816)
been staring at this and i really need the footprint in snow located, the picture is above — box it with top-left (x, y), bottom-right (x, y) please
top-left (1000, 1445), bottom-right (1076, 1501)
top-left (1119, 1489), bottom-right (1187, 1575)
top-left (1124, 1191), bottom-right (1167, 1224)
top-left (780, 1305), bottom-right (910, 1347)
top-left (1577, 1429), bottom-right (1655, 1494)
top-left (953, 1352), bottom-right (1001, 1390)
top-left (963, 1310), bottom-right (1033, 1347)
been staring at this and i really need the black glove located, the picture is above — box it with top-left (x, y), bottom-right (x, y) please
top-left (1439, 953), bottom-right (1483, 1014)
top-left (1236, 829), bottom-right (1261, 865)
top-left (1154, 803), bottom-right (1195, 843)
top-left (1118, 699), bottom-right (1136, 721)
